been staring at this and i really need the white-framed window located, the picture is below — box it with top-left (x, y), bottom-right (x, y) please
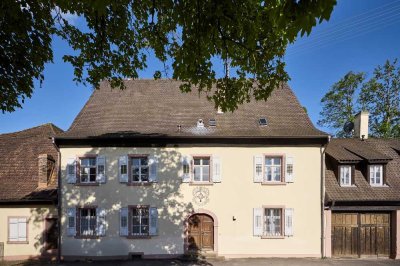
top-left (8, 217), bottom-right (28, 243)
top-left (339, 165), bottom-right (352, 186)
top-left (67, 156), bottom-right (106, 184)
top-left (80, 158), bottom-right (97, 183)
top-left (369, 165), bottom-right (383, 186)
top-left (131, 206), bottom-right (149, 236)
top-left (265, 157), bottom-right (282, 182)
top-left (193, 157), bottom-right (210, 182)
top-left (67, 207), bottom-right (106, 237)
top-left (80, 208), bottom-right (97, 236)
top-left (253, 207), bottom-right (293, 237)
top-left (265, 208), bottom-right (282, 236)
top-left (120, 206), bottom-right (158, 237)
top-left (131, 157), bottom-right (149, 182)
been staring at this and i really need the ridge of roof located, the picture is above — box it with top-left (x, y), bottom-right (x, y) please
top-left (0, 123), bottom-right (63, 138)
top-left (62, 79), bottom-right (328, 139)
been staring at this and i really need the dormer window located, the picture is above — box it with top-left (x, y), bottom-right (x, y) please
top-left (339, 165), bottom-right (352, 187)
top-left (369, 165), bottom-right (383, 186)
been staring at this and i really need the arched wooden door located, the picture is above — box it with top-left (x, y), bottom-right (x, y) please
top-left (188, 214), bottom-right (214, 251)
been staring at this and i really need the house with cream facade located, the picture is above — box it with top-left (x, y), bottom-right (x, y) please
top-left (0, 124), bottom-right (61, 260)
top-left (55, 79), bottom-right (329, 259)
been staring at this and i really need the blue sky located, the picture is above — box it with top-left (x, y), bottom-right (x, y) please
top-left (1, 0), bottom-right (399, 134)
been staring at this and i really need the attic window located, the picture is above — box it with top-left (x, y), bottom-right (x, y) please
top-left (209, 119), bottom-right (216, 127)
top-left (258, 118), bottom-right (268, 126)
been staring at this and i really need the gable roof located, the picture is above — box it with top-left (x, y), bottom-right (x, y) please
top-left (0, 124), bottom-right (62, 202)
top-left (59, 79), bottom-right (327, 140)
top-left (325, 138), bottom-right (400, 203)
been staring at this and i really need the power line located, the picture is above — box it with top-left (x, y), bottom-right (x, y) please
top-left (294, 0), bottom-right (400, 43)
top-left (286, 1), bottom-right (400, 57)
top-left (287, 12), bottom-right (400, 56)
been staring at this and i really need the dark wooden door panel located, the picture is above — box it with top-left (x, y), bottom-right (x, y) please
top-left (332, 213), bottom-right (358, 257)
top-left (332, 213), bottom-right (390, 258)
top-left (188, 214), bottom-right (214, 251)
top-left (360, 213), bottom-right (390, 257)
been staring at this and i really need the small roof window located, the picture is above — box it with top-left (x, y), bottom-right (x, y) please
top-left (209, 119), bottom-right (216, 127)
top-left (258, 117), bottom-right (268, 126)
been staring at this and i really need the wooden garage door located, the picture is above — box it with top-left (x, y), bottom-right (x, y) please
top-left (359, 213), bottom-right (390, 257)
top-left (332, 213), bottom-right (390, 258)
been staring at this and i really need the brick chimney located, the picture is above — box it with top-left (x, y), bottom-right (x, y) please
top-left (354, 111), bottom-right (369, 140)
top-left (38, 154), bottom-right (55, 188)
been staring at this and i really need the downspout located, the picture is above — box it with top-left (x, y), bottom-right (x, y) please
top-left (321, 136), bottom-right (330, 258)
top-left (52, 137), bottom-right (62, 263)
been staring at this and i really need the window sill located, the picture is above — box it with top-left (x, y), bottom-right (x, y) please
top-left (75, 183), bottom-right (100, 186)
top-left (261, 236), bottom-right (285, 239)
top-left (340, 185), bottom-right (357, 188)
top-left (126, 235), bottom-right (151, 239)
top-left (370, 184), bottom-right (388, 187)
top-left (189, 182), bottom-right (213, 186)
top-left (7, 241), bottom-right (29, 244)
top-left (74, 236), bottom-right (100, 239)
top-left (261, 182), bottom-right (286, 186)
top-left (127, 182), bottom-right (155, 186)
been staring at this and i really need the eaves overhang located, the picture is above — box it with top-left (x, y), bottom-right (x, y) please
top-left (54, 135), bottom-right (330, 147)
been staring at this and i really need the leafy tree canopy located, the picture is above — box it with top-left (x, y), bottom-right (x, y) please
top-left (359, 59), bottom-right (400, 138)
top-left (319, 59), bottom-right (400, 138)
top-left (0, 0), bottom-right (336, 113)
top-left (318, 71), bottom-right (365, 137)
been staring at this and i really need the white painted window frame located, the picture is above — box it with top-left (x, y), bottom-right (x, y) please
top-left (80, 157), bottom-right (97, 184)
top-left (131, 206), bottom-right (150, 236)
top-left (264, 157), bottom-right (282, 182)
top-left (339, 165), bottom-right (352, 187)
top-left (80, 208), bottom-right (97, 236)
top-left (131, 156), bottom-right (149, 183)
top-left (193, 157), bottom-right (211, 182)
top-left (369, 164), bottom-right (383, 186)
top-left (264, 208), bottom-right (283, 237)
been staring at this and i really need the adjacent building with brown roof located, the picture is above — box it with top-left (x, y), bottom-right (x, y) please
top-left (323, 112), bottom-right (400, 259)
top-left (0, 123), bottom-right (62, 260)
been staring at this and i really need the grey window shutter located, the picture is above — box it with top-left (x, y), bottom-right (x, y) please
top-left (149, 207), bottom-right (158, 236)
top-left (96, 207), bottom-right (106, 236)
top-left (212, 155), bottom-right (222, 183)
top-left (120, 207), bottom-right (129, 236)
top-left (119, 156), bottom-right (129, 183)
top-left (96, 156), bottom-right (106, 183)
top-left (253, 155), bottom-right (263, 183)
top-left (66, 158), bottom-right (77, 184)
top-left (285, 208), bottom-right (294, 236)
top-left (253, 208), bottom-right (263, 236)
top-left (181, 155), bottom-right (192, 183)
top-left (149, 156), bottom-right (158, 182)
top-left (285, 155), bottom-right (294, 183)
top-left (67, 207), bottom-right (76, 236)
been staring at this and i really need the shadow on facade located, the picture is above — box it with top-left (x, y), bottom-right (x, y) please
top-left (21, 147), bottom-right (213, 264)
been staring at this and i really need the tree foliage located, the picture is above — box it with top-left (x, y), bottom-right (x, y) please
top-left (319, 59), bottom-right (400, 138)
top-left (0, 0), bottom-right (336, 113)
top-left (359, 59), bottom-right (400, 138)
top-left (318, 71), bottom-right (365, 137)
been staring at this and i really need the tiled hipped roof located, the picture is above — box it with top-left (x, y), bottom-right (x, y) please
top-left (61, 79), bottom-right (326, 139)
top-left (325, 138), bottom-right (400, 202)
top-left (0, 124), bottom-right (62, 202)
